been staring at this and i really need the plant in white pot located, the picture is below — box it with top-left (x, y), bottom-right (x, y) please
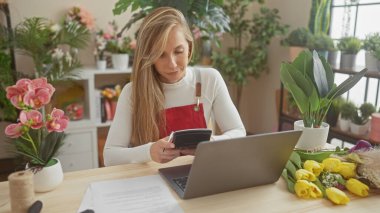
top-left (350, 103), bottom-right (376, 135)
top-left (4, 78), bottom-right (69, 192)
top-left (363, 33), bottom-right (380, 71)
top-left (105, 21), bottom-right (135, 71)
top-left (306, 33), bottom-right (334, 60)
top-left (337, 36), bottom-right (362, 70)
top-left (280, 50), bottom-right (367, 150)
top-left (338, 100), bottom-right (356, 132)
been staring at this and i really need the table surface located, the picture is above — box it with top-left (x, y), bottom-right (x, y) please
top-left (0, 156), bottom-right (378, 213)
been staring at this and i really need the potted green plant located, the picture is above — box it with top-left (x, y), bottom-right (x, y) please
top-left (363, 33), bottom-right (380, 71)
top-left (212, 0), bottom-right (288, 110)
top-left (282, 27), bottom-right (312, 61)
top-left (338, 100), bottom-right (356, 132)
top-left (307, 33), bottom-right (334, 59)
top-left (104, 21), bottom-right (135, 71)
top-left (337, 36), bottom-right (362, 70)
top-left (350, 103), bottom-right (376, 135)
top-left (327, 41), bottom-right (339, 68)
top-left (280, 50), bottom-right (367, 150)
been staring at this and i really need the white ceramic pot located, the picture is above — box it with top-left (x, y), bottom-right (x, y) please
top-left (350, 121), bottom-right (370, 135)
top-left (365, 51), bottom-right (378, 71)
top-left (33, 158), bottom-right (64, 192)
top-left (112, 54), bottom-right (129, 71)
top-left (294, 120), bottom-right (330, 150)
top-left (338, 115), bottom-right (351, 132)
top-left (96, 60), bottom-right (107, 71)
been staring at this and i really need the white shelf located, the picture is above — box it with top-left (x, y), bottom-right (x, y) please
top-left (81, 67), bottom-right (132, 76)
top-left (96, 121), bottom-right (112, 128)
top-left (67, 119), bottom-right (95, 130)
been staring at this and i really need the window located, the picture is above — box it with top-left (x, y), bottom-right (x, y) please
top-left (330, 0), bottom-right (380, 106)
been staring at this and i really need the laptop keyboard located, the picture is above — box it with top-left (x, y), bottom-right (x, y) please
top-left (173, 176), bottom-right (188, 191)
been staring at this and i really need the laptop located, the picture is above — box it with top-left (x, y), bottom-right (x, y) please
top-left (158, 130), bottom-right (302, 199)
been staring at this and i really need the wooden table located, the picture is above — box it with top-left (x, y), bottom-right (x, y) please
top-left (0, 156), bottom-right (378, 213)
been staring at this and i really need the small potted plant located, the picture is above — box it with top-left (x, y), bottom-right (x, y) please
top-left (4, 77), bottom-right (69, 192)
top-left (105, 21), bottom-right (135, 71)
top-left (282, 27), bottom-right (312, 61)
top-left (280, 50), bottom-right (367, 150)
top-left (307, 33), bottom-right (334, 60)
top-left (350, 103), bottom-right (376, 135)
top-left (94, 30), bottom-right (112, 70)
top-left (337, 36), bottom-right (362, 70)
top-left (362, 33), bottom-right (380, 71)
top-left (338, 100), bottom-right (356, 132)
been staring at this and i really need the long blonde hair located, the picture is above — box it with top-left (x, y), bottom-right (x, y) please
top-left (130, 7), bottom-right (194, 146)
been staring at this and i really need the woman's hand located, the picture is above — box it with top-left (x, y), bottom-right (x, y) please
top-left (150, 137), bottom-right (180, 163)
top-left (179, 148), bottom-right (196, 156)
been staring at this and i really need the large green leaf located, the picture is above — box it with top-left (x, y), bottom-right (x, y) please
top-left (281, 63), bottom-right (313, 97)
top-left (312, 50), bottom-right (329, 97)
top-left (320, 51), bottom-right (334, 92)
top-left (327, 68), bottom-right (367, 99)
top-left (292, 50), bottom-right (313, 77)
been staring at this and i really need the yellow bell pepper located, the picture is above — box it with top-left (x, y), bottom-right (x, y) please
top-left (326, 187), bottom-right (350, 205)
top-left (322, 158), bottom-right (341, 172)
top-left (339, 162), bottom-right (357, 179)
top-left (294, 180), bottom-right (323, 199)
top-left (346, 178), bottom-right (369, 197)
top-left (295, 169), bottom-right (317, 181)
top-left (304, 160), bottom-right (324, 177)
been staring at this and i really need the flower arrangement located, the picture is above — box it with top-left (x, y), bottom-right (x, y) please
top-left (101, 84), bottom-right (121, 101)
top-left (66, 6), bottom-right (95, 30)
top-left (104, 21), bottom-right (135, 55)
top-left (14, 17), bottom-right (90, 82)
top-left (94, 30), bottom-right (112, 60)
top-left (283, 140), bottom-right (379, 205)
top-left (4, 77), bottom-right (69, 167)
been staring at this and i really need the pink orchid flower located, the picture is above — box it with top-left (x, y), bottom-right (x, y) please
top-left (15, 78), bottom-right (32, 92)
top-left (6, 86), bottom-right (25, 109)
top-left (23, 88), bottom-right (52, 109)
top-left (5, 123), bottom-right (23, 138)
top-left (29, 78), bottom-right (55, 96)
top-left (46, 108), bottom-right (69, 132)
top-left (19, 110), bottom-right (43, 129)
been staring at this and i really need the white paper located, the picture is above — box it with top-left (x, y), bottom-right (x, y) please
top-left (78, 175), bottom-right (183, 213)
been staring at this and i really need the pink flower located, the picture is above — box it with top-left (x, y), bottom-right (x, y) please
top-left (103, 32), bottom-right (112, 40)
top-left (46, 108), bottom-right (69, 132)
top-left (78, 7), bottom-right (94, 30)
top-left (192, 27), bottom-right (202, 40)
top-left (19, 110), bottom-right (43, 129)
top-left (29, 78), bottom-right (55, 96)
top-left (5, 123), bottom-right (23, 138)
top-left (6, 86), bottom-right (25, 109)
top-left (23, 88), bottom-right (52, 109)
top-left (130, 40), bottom-right (137, 50)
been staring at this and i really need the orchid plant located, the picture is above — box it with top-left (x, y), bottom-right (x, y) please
top-left (4, 77), bottom-right (69, 167)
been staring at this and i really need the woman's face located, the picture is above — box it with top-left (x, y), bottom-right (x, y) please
top-left (153, 26), bottom-right (189, 84)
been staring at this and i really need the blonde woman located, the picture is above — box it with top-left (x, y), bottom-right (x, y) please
top-left (104, 7), bottom-right (245, 166)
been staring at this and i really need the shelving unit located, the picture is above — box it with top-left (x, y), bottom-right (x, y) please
top-left (278, 67), bottom-right (380, 146)
top-left (57, 68), bottom-right (131, 172)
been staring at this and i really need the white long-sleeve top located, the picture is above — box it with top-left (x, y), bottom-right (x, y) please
top-left (104, 67), bottom-right (246, 166)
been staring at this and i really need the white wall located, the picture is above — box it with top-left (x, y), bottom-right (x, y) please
top-left (239, 0), bottom-right (312, 134)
